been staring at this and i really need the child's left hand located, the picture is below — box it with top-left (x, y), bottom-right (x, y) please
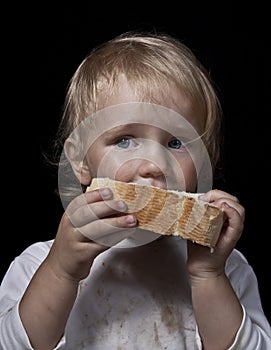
top-left (186, 189), bottom-right (245, 279)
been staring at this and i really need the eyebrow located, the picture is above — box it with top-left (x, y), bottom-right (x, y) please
top-left (102, 124), bottom-right (141, 137)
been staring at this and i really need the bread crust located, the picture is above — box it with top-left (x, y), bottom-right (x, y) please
top-left (87, 178), bottom-right (225, 248)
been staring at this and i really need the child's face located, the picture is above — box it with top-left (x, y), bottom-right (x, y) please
top-left (71, 76), bottom-right (211, 193)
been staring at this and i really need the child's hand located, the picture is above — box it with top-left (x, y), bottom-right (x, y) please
top-left (46, 188), bottom-right (137, 282)
top-left (186, 189), bottom-right (245, 280)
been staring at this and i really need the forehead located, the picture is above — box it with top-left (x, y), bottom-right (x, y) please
top-left (96, 74), bottom-right (205, 134)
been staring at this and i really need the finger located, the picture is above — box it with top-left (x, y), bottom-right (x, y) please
top-left (77, 214), bottom-right (138, 246)
top-left (219, 197), bottom-right (244, 220)
top-left (66, 188), bottom-right (113, 216)
top-left (199, 190), bottom-right (239, 204)
top-left (221, 202), bottom-right (244, 234)
top-left (68, 199), bottom-right (129, 227)
top-left (199, 190), bottom-right (244, 219)
top-left (215, 202), bottom-right (244, 252)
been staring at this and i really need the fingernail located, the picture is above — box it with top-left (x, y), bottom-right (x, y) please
top-left (117, 200), bottom-right (127, 210)
top-left (101, 188), bottom-right (112, 199)
top-left (126, 215), bottom-right (136, 224)
top-left (222, 202), bottom-right (230, 208)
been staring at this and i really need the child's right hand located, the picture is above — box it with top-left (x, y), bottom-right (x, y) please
top-left (46, 188), bottom-right (137, 282)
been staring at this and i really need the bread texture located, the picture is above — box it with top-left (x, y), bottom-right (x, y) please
top-left (87, 178), bottom-right (225, 248)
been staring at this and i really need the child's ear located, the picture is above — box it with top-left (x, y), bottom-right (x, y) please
top-left (64, 138), bottom-right (92, 186)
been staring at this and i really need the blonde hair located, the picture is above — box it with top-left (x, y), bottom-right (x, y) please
top-left (57, 31), bottom-right (222, 169)
top-left (55, 31), bottom-right (223, 204)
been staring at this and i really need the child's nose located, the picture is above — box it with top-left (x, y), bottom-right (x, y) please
top-left (138, 145), bottom-right (170, 178)
top-left (140, 141), bottom-right (174, 177)
top-left (135, 140), bottom-right (179, 179)
top-left (138, 159), bottom-right (165, 178)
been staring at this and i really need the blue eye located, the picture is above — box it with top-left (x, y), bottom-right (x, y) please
top-left (168, 139), bottom-right (185, 149)
top-left (116, 138), bottom-right (133, 149)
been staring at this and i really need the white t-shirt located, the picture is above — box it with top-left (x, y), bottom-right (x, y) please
top-left (0, 236), bottom-right (270, 349)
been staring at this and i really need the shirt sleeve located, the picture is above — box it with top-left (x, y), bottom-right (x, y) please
top-left (225, 250), bottom-right (271, 349)
top-left (0, 241), bottom-right (66, 350)
top-left (228, 305), bottom-right (271, 349)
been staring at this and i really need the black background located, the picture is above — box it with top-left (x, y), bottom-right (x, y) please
top-left (2, 2), bottom-right (270, 324)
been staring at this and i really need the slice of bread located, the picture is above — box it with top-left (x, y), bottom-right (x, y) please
top-left (87, 178), bottom-right (225, 249)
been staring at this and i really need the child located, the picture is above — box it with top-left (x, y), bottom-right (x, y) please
top-left (0, 31), bottom-right (270, 350)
